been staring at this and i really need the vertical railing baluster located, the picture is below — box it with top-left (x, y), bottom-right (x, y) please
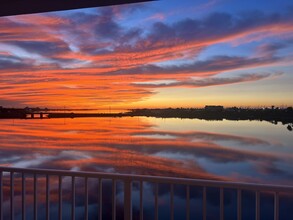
top-left (170, 184), bottom-right (174, 220)
top-left (0, 171), bottom-right (2, 220)
top-left (0, 167), bottom-right (290, 220)
top-left (155, 183), bottom-right (158, 220)
top-left (85, 177), bottom-right (88, 220)
top-left (112, 179), bottom-right (116, 220)
top-left (274, 192), bottom-right (279, 220)
top-left (59, 176), bottom-right (62, 220)
top-left (140, 181), bottom-right (143, 220)
top-left (124, 179), bottom-right (132, 220)
top-left (22, 173), bottom-right (25, 220)
top-left (186, 185), bottom-right (190, 220)
top-left (99, 178), bottom-right (102, 220)
top-left (34, 174), bottom-right (37, 220)
top-left (237, 189), bottom-right (242, 220)
top-left (203, 186), bottom-right (206, 220)
top-left (46, 175), bottom-right (50, 220)
top-left (220, 188), bottom-right (224, 220)
top-left (72, 176), bottom-right (75, 220)
top-left (255, 191), bottom-right (260, 220)
top-left (10, 172), bottom-right (14, 220)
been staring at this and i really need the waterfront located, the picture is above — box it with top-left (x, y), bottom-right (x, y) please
top-left (0, 117), bottom-right (292, 220)
top-left (0, 117), bottom-right (292, 185)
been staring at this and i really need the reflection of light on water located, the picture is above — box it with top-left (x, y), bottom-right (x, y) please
top-left (147, 117), bottom-right (292, 154)
top-left (196, 157), bottom-right (254, 178)
top-left (63, 130), bottom-right (79, 134)
top-left (0, 117), bottom-right (292, 185)
top-left (153, 151), bottom-right (195, 161)
top-left (11, 154), bottom-right (54, 168)
top-left (133, 134), bottom-right (177, 139)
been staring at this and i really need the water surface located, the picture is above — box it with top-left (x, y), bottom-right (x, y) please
top-left (0, 117), bottom-right (292, 185)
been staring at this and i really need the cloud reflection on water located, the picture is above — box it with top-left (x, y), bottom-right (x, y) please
top-left (0, 117), bottom-right (292, 185)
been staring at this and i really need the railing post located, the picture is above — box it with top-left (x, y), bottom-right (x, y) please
top-left (155, 183), bottom-right (158, 220)
top-left (170, 184), bottom-right (174, 220)
top-left (274, 192), bottom-right (279, 220)
top-left (186, 185), bottom-right (190, 220)
top-left (140, 181), bottom-right (143, 220)
top-left (112, 179), bottom-right (116, 220)
top-left (22, 173), bottom-right (26, 220)
top-left (59, 176), bottom-right (62, 220)
top-left (33, 174), bottom-right (37, 220)
top-left (99, 178), bottom-right (103, 220)
top-left (203, 187), bottom-right (206, 220)
top-left (220, 188), bottom-right (224, 220)
top-left (72, 176), bottom-right (75, 220)
top-left (237, 189), bottom-right (242, 220)
top-left (0, 171), bottom-right (2, 220)
top-left (85, 177), bottom-right (88, 220)
top-left (46, 175), bottom-right (50, 220)
top-left (255, 191), bottom-right (260, 220)
top-left (10, 172), bottom-right (14, 220)
top-left (124, 179), bottom-right (132, 220)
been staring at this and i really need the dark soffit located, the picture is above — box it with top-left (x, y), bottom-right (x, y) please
top-left (0, 0), bottom-right (155, 17)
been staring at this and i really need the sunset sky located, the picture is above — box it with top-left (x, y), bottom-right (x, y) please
top-left (0, 0), bottom-right (292, 109)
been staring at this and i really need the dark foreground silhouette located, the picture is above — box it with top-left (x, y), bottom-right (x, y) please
top-left (1, 106), bottom-right (292, 130)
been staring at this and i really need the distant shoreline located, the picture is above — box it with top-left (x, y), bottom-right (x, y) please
top-left (1, 107), bottom-right (292, 130)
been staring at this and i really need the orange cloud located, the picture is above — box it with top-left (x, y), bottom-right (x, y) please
top-left (0, 8), bottom-right (292, 108)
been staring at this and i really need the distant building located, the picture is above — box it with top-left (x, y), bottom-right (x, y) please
top-left (226, 106), bottom-right (239, 111)
top-left (204, 105), bottom-right (224, 111)
top-left (24, 107), bottom-right (32, 113)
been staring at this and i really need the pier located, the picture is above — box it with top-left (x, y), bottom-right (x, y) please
top-left (26, 112), bottom-right (47, 119)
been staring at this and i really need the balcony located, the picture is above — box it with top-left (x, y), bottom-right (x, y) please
top-left (0, 166), bottom-right (292, 220)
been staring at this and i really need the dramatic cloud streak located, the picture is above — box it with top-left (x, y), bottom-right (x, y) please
top-left (0, 1), bottom-right (292, 107)
top-left (132, 72), bottom-right (280, 88)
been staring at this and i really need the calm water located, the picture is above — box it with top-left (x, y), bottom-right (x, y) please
top-left (0, 117), bottom-right (292, 185)
top-left (0, 117), bottom-right (292, 220)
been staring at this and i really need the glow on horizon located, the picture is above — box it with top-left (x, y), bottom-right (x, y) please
top-left (0, 0), bottom-right (292, 108)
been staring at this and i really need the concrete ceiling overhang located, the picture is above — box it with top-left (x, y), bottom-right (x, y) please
top-left (0, 0), bottom-right (155, 17)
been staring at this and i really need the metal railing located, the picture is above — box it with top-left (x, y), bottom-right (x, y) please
top-left (0, 166), bottom-right (292, 220)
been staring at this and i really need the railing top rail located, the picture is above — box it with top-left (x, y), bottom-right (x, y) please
top-left (0, 166), bottom-right (292, 193)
